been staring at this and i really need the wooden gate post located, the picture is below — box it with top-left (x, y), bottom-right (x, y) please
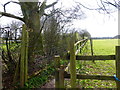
top-left (70, 37), bottom-right (76, 88)
top-left (0, 42), bottom-right (2, 89)
top-left (54, 55), bottom-right (60, 88)
top-left (115, 46), bottom-right (120, 89)
top-left (90, 38), bottom-right (94, 62)
top-left (59, 65), bottom-right (64, 88)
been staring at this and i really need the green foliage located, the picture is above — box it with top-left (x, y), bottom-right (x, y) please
top-left (43, 15), bottom-right (85, 57)
top-left (1, 42), bottom-right (20, 51)
top-left (60, 59), bottom-right (69, 65)
top-left (2, 42), bottom-right (20, 72)
top-left (23, 58), bottom-right (68, 88)
top-left (43, 16), bottom-right (61, 56)
top-left (24, 65), bottom-right (55, 88)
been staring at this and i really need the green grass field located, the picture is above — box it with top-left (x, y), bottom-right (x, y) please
top-left (93, 39), bottom-right (118, 55)
top-left (77, 39), bottom-right (118, 88)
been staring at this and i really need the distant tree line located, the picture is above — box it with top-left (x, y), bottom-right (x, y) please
top-left (92, 35), bottom-right (120, 39)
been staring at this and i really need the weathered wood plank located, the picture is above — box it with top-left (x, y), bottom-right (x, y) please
top-left (66, 55), bottom-right (115, 60)
top-left (64, 73), bottom-right (115, 80)
top-left (115, 46), bottom-right (120, 89)
top-left (76, 55), bottom-right (115, 60)
top-left (70, 37), bottom-right (76, 88)
top-left (20, 25), bottom-right (26, 87)
top-left (59, 65), bottom-right (64, 88)
top-left (54, 55), bottom-right (60, 88)
top-left (90, 38), bottom-right (94, 62)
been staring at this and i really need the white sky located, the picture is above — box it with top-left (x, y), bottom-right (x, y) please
top-left (0, 0), bottom-right (118, 37)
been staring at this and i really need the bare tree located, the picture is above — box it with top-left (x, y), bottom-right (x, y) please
top-left (7, 21), bottom-right (22, 42)
top-left (75, 0), bottom-right (119, 14)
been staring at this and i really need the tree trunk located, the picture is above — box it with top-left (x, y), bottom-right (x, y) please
top-left (19, 2), bottom-right (44, 62)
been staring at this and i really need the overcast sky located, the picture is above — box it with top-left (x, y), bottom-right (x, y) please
top-left (0, 0), bottom-right (118, 37)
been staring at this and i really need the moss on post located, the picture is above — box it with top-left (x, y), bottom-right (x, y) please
top-left (59, 65), bottom-right (64, 88)
top-left (90, 38), bottom-right (94, 62)
top-left (20, 24), bottom-right (28, 87)
top-left (70, 37), bottom-right (76, 88)
top-left (54, 55), bottom-right (60, 88)
top-left (115, 46), bottom-right (120, 89)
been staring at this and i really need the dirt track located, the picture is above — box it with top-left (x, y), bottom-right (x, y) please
top-left (41, 79), bottom-right (55, 88)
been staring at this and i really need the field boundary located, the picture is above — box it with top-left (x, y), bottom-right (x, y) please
top-left (54, 38), bottom-right (120, 89)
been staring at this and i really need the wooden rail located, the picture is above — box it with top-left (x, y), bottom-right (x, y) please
top-left (74, 38), bottom-right (88, 46)
top-left (65, 38), bottom-right (88, 72)
top-left (66, 55), bottom-right (115, 61)
top-left (64, 72), bottom-right (115, 81)
top-left (76, 55), bottom-right (116, 60)
top-left (75, 39), bottom-right (88, 55)
top-left (55, 37), bottom-right (120, 89)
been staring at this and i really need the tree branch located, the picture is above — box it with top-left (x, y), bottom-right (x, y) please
top-left (46, 1), bottom-right (58, 9)
top-left (3, 1), bottom-right (20, 12)
top-left (75, 1), bottom-right (118, 14)
top-left (0, 11), bottom-right (24, 22)
top-left (104, 1), bottom-right (120, 10)
top-left (75, 1), bottom-right (102, 11)
top-left (100, 0), bottom-right (110, 14)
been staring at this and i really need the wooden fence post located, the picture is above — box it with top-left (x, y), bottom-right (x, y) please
top-left (55, 55), bottom-right (60, 88)
top-left (20, 25), bottom-right (25, 87)
top-left (90, 38), bottom-right (94, 62)
top-left (20, 24), bottom-right (28, 87)
top-left (116, 46), bottom-right (120, 89)
top-left (80, 42), bottom-right (82, 54)
top-left (59, 65), bottom-right (64, 88)
top-left (70, 38), bottom-right (76, 88)
top-left (24, 26), bottom-right (28, 83)
top-left (0, 40), bottom-right (2, 89)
